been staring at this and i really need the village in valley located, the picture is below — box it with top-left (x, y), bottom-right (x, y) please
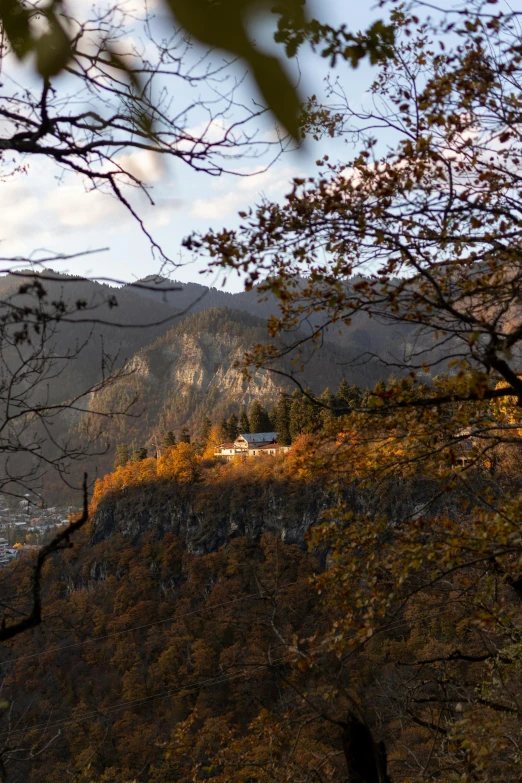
top-left (0, 501), bottom-right (79, 566)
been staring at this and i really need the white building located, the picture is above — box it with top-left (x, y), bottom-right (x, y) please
top-left (215, 433), bottom-right (291, 461)
top-left (0, 538), bottom-right (8, 567)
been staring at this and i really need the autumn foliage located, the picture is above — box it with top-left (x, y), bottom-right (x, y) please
top-left (92, 443), bottom-right (202, 511)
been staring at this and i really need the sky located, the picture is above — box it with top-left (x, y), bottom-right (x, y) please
top-left (0, 1), bottom-right (398, 291)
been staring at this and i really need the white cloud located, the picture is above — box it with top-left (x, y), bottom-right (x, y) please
top-left (0, 181), bottom-right (43, 244)
top-left (190, 164), bottom-right (301, 221)
top-left (114, 149), bottom-right (166, 184)
top-left (45, 184), bottom-right (124, 228)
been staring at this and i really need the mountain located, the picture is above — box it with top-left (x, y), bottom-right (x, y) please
top-left (128, 274), bottom-right (415, 355)
top-left (77, 307), bottom-right (378, 464)
top-left (0, 270), bottom-right (182, 405)
top-left (0, 270), bottom-right (401, 501)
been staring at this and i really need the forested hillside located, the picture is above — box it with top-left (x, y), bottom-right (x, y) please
top-left (0, 271), bottom-right (393, 502)
top-left (63, 307), bottom-right (380, 494)
top-left (3, 436), bottom-right (522, 782)
top-left (5, 1), bottom-right (522, 782)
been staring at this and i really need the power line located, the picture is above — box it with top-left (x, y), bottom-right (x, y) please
top-left (0, 604), bottom-right (460, 744)
top-left (0, 576), bottom-right (309, 668)
top-left (0, 648), bottom-right (303, 742)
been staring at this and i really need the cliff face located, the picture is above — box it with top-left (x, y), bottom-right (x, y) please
top-left (89, 469), bottom-right (475, 557)
top-left (127, 328), bottom-right (281, 407)
top-left (90, 478), bottom-right (329, 554)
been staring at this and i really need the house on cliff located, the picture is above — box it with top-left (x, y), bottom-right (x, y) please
top-left (215, 433), bottom-right (290, 461)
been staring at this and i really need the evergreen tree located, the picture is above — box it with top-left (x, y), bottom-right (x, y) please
top-left (274, 392), bottom-right (291, 445)
top-left (289, 388), bottom-right (320, 439)
top-left (219, 418), bottom-right (231, 442)
top-left (131, 447), bottom-right (148, 462)
top-left (239, 409), bottom-right (250, 434)
top-left (318, 387), bottom-right (336, 428)
top-left (228, 413), bottom-right (239, 440)
top-left (304, 386), bottom-right (321, 432)
top-left (114, 443), bottom-right (130, 469)
top-left (289, 391), bottom-right (308, 440)
top-left (179, 427), bottom-right (191, 444)
top-left (163, 431), bottom-right (176, 450)
top-left (200, 417), bottom-right (212, 446)
top-left (249, 400), bottom-right (271, 433)
top-left (336, 379), bottom-right (362, 413)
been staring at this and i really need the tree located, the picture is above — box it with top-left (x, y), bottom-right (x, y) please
top-left (192, 4), bottom-right (522, 778)
top-left (0, 7), bottom-right (398, 776)
top-left (289, 388), bottom-right (320, 440)
top-left (179, 427), bottom-right (191, 445)
top-left (163, 431), bottom-right (177, 451)
top-left (249, 401), bottom-right (271, 434)
top-left (199, 418), bottom-right (212, 447)
top-left (336, 380), bottom-right (362, 413)
top-left (132, 447), bottom-right (148, 462)
top-left (227, 413), bottom-right (239, 441)
top-left (239, 409), bottom-right (250, 435)
top-left (0, 1), bottom-right (396, 152)
top-left (114, 444), bottom-right (131, 470)
top-left (219, 418), bottom-right (231, 443)
top-left (274, 393), bottom-right (291, 445)
top-left (0, 0), bottom-right (308, 681)
top-left (318, 387), bottom-right (335, 429)
top-left (202, 425), bottom-right (223, 460)
top-left (157, 442), bottom-right (199, 484)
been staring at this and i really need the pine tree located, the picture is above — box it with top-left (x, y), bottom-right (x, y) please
top-left (289, 388), bottom-right (320, 438)
top-left (318, 387), bottom-right (335, 428)
top-left (219, 418), bottom-right (231, 442)
top-left (274, 392), bottom-right (291, 445)
top-left (228, 413), bottom-right (239, 440)
top-left (163, 431), bottom-right (176, 450)
top-left (336, 379), bottom-right (362, 413)
top-left (289, 390), bottom-right (307, 441)
top-left (179, 427), bottom-right (191, 444)
top-left (239, 409), bottom-right (250, 434)
top-left (200, 417), bottom-right (212, 446)
top-left (114, 444), bottom-right (130, 469)
top-left (249, 400), bottom-right (271, 433)
top-left (131, 447), bottom-right (148, 462)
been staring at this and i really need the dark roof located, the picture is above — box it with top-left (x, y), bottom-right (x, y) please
top-left (236, 432), bottom-right (278, 444)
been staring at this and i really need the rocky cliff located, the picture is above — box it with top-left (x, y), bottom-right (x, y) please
top-left (90, 473), bottom-right (330, 554)
top-left (89, 465), bottom-right (482, 558)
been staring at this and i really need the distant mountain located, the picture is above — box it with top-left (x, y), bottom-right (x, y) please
top-left (0, 270), bottom-right (183, 405)
top-left (0, 270), bottom-right (409, 501)
top-left (79, 307), bottom-right (379, 462)
top-left (128, 274), bottom-right (416, 358)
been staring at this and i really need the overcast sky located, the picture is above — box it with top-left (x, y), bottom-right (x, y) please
top-left (0, 2), bottom-right (398, 291)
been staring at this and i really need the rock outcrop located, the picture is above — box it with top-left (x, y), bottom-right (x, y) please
top-left (90, 476), bottom-right (330, 554)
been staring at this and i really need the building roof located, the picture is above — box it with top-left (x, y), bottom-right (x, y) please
top-left (218, 442), bottom-right (235, 449)
top-left (257, 442), bottom-right (284, 450)
top-left (236, 433), bottom-right (278, 444)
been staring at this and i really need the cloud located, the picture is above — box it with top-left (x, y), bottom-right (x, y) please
top-left (114, 150), bottom-right (166, 184)
top-left (45, 184), bottom-right (123, 229)
top-left (0, 180), bottom-right (44, 245)
top-left (190, 164), bottom-right (301, 221)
